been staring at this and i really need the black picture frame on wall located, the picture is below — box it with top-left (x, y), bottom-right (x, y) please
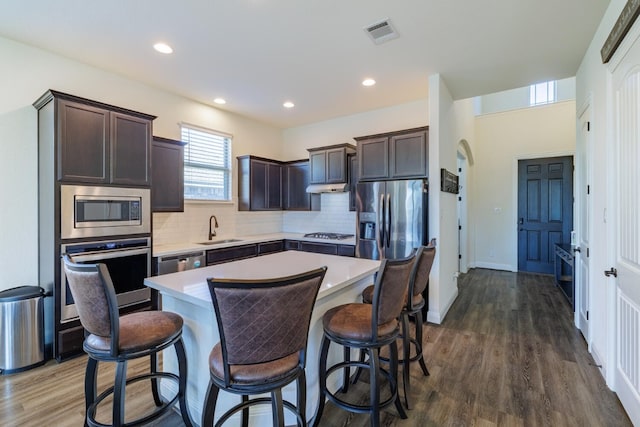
top-left (440, 168), bottom-right (459, 194)
top-left (601, 0), bottom-right (640, 63)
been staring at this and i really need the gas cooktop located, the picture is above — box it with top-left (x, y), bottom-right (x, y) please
top-left (304, 232), bottom-right (355, 240)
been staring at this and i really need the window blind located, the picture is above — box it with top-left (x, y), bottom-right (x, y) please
top-left (181, 125), bottom-right (232, 201)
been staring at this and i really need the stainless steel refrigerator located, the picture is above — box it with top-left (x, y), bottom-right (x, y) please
top-left (356, 179), bottom-right (428, 260)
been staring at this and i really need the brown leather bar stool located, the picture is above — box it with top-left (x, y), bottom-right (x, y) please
top-left (202, 267), bottom-right (327, 427)
top-left (360, 242), bottom-right (436, 409)
top-left (62, 255), bottom-right (193, 427)
top-left (311, 254), bottom-right (416, 427)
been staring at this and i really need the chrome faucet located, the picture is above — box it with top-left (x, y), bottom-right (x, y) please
top-left (208, 215), bottom-right (219, 240)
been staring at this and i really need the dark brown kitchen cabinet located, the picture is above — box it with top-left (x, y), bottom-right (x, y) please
top-left (237, 155), bottom-right (282, 211)
top-left (283, 160), bottom-right (320, 211)
top-left (348, 153), bottom-right (358, 211)
top-left (152, 136), bottom-right (185, 212)
top-left (36, 90), bottom-right (154, 186)
top-left (355, 126), bottom-right (428, 181)
top-left (258, 240), bottom-right (284, 255)
top-left (286, 240), bottom-right (355, 257)
top-left (207, 244), bottom-right (258, 266)
top-left (308, 144), bottom-right (356, 184)
top-left (111, 112), bottom-right (152, 186)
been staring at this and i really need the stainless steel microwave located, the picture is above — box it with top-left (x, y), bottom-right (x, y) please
top-left (60, 185), bottom-right (150, 239)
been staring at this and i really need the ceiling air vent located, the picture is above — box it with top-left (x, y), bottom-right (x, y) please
top-left (364, 18), bottom-right (399, 45)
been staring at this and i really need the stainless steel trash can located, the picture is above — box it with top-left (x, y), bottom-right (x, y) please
top-left (0, 286), bottom-right (45, 374)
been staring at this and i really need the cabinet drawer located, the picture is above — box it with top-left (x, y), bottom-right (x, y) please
top-left (285, 240), bottom-right (301, 250)
top-left (207, 244), bottom-right (258, 265)
top-left (258, 240), bottom-right (284, 255)
top-left (299, 242), bottom-right (338, 255)
top-left (337, 245), bottom-right (355, 257)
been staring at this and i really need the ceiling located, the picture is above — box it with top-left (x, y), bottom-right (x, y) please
top-left (0, 0), bottom-right (611, 128)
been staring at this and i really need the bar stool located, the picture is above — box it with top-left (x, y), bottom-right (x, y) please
top-left (202, 267), bottom-right (327, 427)
top-left (312, 255), bottom-right (416, 427)
top-left (62, 255), bottom-right (193, 427)
top-left (360, 243), bottom-right (436, 409)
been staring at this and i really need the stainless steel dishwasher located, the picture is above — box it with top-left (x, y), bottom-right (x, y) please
top-left (157, 251), bottom-right (206, 275)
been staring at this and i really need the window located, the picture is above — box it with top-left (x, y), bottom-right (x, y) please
top-left (181, 124), bottom-right (232, 201)
top-left (529, 81), bottom-right (556, 106)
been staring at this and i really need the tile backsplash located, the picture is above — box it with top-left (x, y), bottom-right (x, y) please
top-left (283, 192), bottom-right (356, 234)
top-left (152, 192), bottom-right (356, 244)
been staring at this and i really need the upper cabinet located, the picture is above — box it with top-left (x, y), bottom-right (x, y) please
top-left (308, 144), bottom-right (356, 184)
top-left (354, 127), bottom-right (428, 181)
top-left (35, 90), bottom-right (155, 187)
top-left (151, 136), bottom-right (185, 212)
top-left (237, 155), bottom-right (283, 211)
top-left (283, 159), bottom-right (320, 211)
top-left (348, 153), bottom-right (358, 211)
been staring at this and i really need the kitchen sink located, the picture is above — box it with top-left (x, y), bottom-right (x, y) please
top-left (197, 239), bottom-right (244, 245)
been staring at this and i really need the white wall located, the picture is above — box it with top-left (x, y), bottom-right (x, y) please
top-left (427, 75), bottom-right (476, 323)
top-left (477, 77), bottom-right (576, 116)
top-left (281, 100), bottom-right (428, 160)
top-left (472, 101), bottom-right (576, 271)
top-left (0, 35), bottom-right (284, 290)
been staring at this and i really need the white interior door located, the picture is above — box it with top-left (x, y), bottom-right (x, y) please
top-left (576, 105), bottom-right (591, 340)
top-left (611, 23), bottom-right (640, 425)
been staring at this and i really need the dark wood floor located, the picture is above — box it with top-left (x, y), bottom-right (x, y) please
top-left (0, 268), bottom-right (631, 426)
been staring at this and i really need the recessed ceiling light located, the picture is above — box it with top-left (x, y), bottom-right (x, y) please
top-left (213, 98), bottom-right (226, 105)
top-left (153, 43), bottom-right (173, 54)
top-left (283, 101), bottom-right (295, 109)
top-left (362, 78), bottom-right (376, 87)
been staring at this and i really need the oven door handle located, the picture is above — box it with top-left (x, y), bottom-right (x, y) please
top-left (67, 247), bottom-right (150, 263)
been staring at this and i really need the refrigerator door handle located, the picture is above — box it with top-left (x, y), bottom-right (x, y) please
top-left (386, 193), bottom-right (391, 248)
top-left (379, 193), bottom-right (386, 246)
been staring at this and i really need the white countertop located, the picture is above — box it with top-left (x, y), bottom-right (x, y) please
top-left (153, 232), bottom-right (356, 257)
top-left (144, 250), bottom-right (379, 309)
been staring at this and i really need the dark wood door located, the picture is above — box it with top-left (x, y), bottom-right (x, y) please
top-left (151, 137), bottom-right (184, 212)
top-left (58, 99), bottom-right (109, 183)
top-left (309, 151), bottom-right (326, 184)
top-left (284, 161), bottom-right (311, 210)
top-left (390, 130), bottom-right (428, 179)
top-left (266, 163), bottom-right (282, 209)
top-left (358, 137), bottom-right (389, 181)
top-left (111, 112), bottom-right (151, 186)
top-left (249, 159), bottom-right (268, 210)
top-left (517, 156), bottom-right (573, 274)
top-left (326, 147), bottom-right (346, 183)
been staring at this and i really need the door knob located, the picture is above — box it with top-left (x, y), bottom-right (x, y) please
top-left (604, 267), bottom-right (617, 278)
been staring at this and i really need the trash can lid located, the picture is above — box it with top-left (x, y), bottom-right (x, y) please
top-left (0, 286), bottom-right (44, 302)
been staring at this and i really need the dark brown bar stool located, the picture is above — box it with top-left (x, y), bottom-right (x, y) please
top-left (62, 255), bottom-right (193, 427)
top-left (202, 267), bottom-right (327, 427)
top-left (311, 255), bottom-right (416, 427)
top-left (360, 242), bottom-right (436, 409)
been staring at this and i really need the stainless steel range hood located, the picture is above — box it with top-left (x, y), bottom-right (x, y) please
top-left (305, 183), bottom-right (349, 193)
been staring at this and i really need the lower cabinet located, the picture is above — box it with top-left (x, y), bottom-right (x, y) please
top-left (207, 244), bottom-right (259, 266)
top-left (285, 240), bottom-right (355, 257)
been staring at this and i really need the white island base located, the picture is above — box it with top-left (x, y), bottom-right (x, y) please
top-left (144, 251), bottom-right (380, 426)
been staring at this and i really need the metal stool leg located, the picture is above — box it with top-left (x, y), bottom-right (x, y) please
top-left (174, 338), bottom-right (194, 427)
top-left (84, 358), bottom-right (98, 427)
top-left (310, 334), bottom-right (331, 427)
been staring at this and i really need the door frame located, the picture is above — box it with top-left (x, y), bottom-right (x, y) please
top-left (512, 151), bottom-right (574, 272)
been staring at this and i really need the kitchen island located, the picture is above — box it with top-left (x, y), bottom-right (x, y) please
top-left (144, 250), bottom-right (380, 426)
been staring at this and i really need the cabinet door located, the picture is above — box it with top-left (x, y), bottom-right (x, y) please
top-left (309, 151), bottom-right (326, 184)
top-left (267, 163), bottom-right (282, 209)
top-left (348, 154), bottom-right (358, 211)
top-left (151, 138), bottom-right (184, 212)
top-left (249, 159), bottom-right (268, 210)
top-left (284, 161), bottom-right (311, 210)
top-left (326, 147), bottom-right (346, 183)
top-left (390, 130), bottom-right (427, 179)
top-left (111, 112), bottom-right (152, 186)
top-left (300, 241), bottom-right (338, 255)
top-left (358, 137), bottom-right (389, 181)
top-left (58, 99), bottom-right (109, 183)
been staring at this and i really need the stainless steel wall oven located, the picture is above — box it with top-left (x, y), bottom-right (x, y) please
top-left (60, 237), bottom-right (151, 323)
